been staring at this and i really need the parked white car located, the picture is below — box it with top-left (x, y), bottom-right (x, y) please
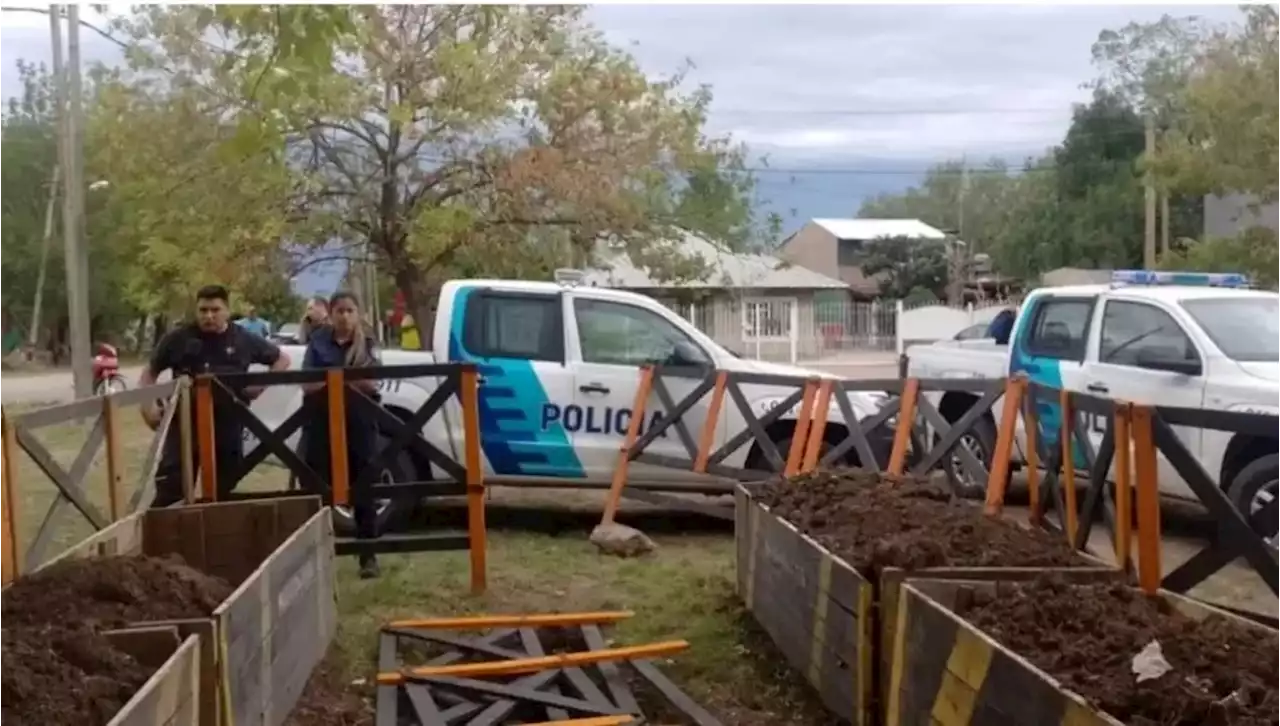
top-left (247, 274), bottom-right (897, 533)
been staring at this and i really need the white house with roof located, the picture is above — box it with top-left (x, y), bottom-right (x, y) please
top-left (583, 228), bottom-right (850, 362)
top-left (779, 217), bottom-right (950, 298)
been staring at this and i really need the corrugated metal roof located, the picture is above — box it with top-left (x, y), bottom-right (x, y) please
top-left (583, 229), bottom-right (849, 290)
top-left (812, 218), bottom-right (948, 240)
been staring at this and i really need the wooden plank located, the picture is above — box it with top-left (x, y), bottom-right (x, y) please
top-left (3, 412), bottom-right (20, 585)
top-left (106, 634), bottom-right (201, 726)
top-left (131, 618), bottom-right (220, 726)
top-left (390, 611), bottom-right (635, 630)
top-left (103, 625), bottom-right (181, 668)
top-left (580, 625), bottom-right (641, 716)
top-left (217, 507), bottom-right (336, 726)
top-left (628, 659), bottom-right (723, 726)
top-left (379, 641), bottom-right (690, 683)
top-left (32, 511), bottom-right (146, 572)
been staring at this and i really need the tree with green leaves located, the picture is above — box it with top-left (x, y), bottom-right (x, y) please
top-left (859, 236), bottom-right (949, 300)
top-left (1149, 5), bottom-right (1278, 202)
top-left (856, 159), bottom-right (1020, 252)
top-left (101, 6), bottom-right (762, 346)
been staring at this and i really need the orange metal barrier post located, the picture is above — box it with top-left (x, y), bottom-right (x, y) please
top-left (983, 377), bottom-right (1024, 515)
top-left (194, 376), bottom-right (218, 501)
top-left (326, 369), bottom-right (350, 507)
top-left (887, 378), bottom-right (919, 476)
top-left (783, 379), bottom-right (819, 477)
top-left (691, 372), bottom-right (728, 475)
top-left (602, 366), bottom-right (653, 525)
top-left (2, 412), bottom-right (19, 584)
top-left (460, 368), bottom-right (487, 595)
top-left (1131, 405), bottom-right (1162, 593)
top-left (800, 380), bottom-right (834, 474)
top-left (1059, 389), bottom-right (1079, 542)
top-left (1113, 403), bottom-right (1133, 571)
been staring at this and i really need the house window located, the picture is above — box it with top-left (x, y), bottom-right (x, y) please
top-left (744, 299), bottom-right (793, 339)
top-left (837, 239), bottom-right (863, 266)
top-left (667, 299), bottom-right (715, 335)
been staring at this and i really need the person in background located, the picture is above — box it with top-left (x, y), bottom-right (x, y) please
top-left (236, 303), bottom-right (271, 338)
top-left (300, 291), bottom-right (384, 578)
top-left (297, 296), bottom-right (329, 344)
top-left (986, 307), bottom-right (1017, 345)
top-left (399, 312), bottom-right (420, 350)
top-left (141, 285), bottom-right (291, 507)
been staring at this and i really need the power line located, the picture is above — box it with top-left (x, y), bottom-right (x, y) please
top-left (742, 165), bottom-right (1061, 176)
top-left (710, 107), bottom-right (1073, 117)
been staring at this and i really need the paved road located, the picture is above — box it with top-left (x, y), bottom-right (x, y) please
top-left (1, 365), bottom-right (145, 406)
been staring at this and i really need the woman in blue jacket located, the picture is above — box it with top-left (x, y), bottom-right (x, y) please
top-left (301, 291), bottom-right (384, 578)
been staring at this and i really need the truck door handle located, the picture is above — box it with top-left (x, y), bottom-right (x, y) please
top-left (579, 383), bottom-right (611, 395)
top-left (1086, 382), bottom-right (1110, 394)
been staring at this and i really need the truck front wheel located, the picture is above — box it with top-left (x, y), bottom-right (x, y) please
top-left (1226, 453), bottom-right (1278, 544)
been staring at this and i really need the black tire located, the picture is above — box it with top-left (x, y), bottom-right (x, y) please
top-left (1227, 453), bottom-right (1278, 542)
top-left (941, 416), bottom-right (999, 499)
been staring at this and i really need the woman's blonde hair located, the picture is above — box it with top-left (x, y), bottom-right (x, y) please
top-left (328, 291), bottom-right (375, 367)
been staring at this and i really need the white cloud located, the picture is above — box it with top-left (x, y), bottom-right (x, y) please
top-left (2, 3), bottom-right (1246, 164)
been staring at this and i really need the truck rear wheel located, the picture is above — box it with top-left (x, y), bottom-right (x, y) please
top-left (941, 416), bottom-right (999, 500)
top-left (1227, 453), bottom-right (1278, 544)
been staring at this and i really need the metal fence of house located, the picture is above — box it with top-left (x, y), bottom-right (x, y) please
top-left (663, 294), bottom-right (1020, 364)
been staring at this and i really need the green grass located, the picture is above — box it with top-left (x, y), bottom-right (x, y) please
top-left (326, 532), bottom-right (829, 725)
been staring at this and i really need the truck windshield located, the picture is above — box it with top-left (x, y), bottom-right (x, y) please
top-left (1181, 297), bottom-right (1280, 362)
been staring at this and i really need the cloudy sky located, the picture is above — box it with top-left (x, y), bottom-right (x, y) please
top-left (0, 3), bottom-right (1244, 264)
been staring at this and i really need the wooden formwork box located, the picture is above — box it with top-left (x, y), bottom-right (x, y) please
top-left (887, 579), bottom-right (1280, 725)
top-left (733, 485), bottom-right (1116, 726)
top-left (97, 628), bottom-right (203, 726)
top-left (36, 496), bottom-right (337, 726)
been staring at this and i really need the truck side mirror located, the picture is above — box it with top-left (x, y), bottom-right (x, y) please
top-left (1135, 346), bottom-right (1201, 376)
top-left (669, 341), bottom-right (709, 368)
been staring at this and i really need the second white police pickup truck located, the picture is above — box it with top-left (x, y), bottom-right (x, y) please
top-left (247, 273), bottom-right (897, 533)
top-left (907, 270), bottom-right (1279, 540)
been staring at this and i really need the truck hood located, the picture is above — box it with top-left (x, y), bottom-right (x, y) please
top-left (731, 359), bottom-right (890, 419)
top-left (734, 358), bottom-right (837, 380)
top-left (1236, 361), bottom-right (1280, 383)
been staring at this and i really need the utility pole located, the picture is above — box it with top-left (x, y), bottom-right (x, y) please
top-left (1143, 114), bottom-right (1158, 269)
top-left (55, 4), bottom-right (93, 398)
top-left (28, 164), bottom-right (59, 348)
top-left (1160, 194), bottom-right (1171, 258)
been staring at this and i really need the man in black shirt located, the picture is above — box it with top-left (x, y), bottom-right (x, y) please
top-left (140, 285), bottom-right (292, 507)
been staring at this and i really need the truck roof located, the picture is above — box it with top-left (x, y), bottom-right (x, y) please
top-left (1033, 284), bottom-right (1277, 303)
top-left (448, 278), bottom-right (653, 303)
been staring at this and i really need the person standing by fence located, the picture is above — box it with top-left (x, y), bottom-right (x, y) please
top-left (299, 291), bottom-right (384, 578)
top-left (141, 285), bottom-right (291, 506)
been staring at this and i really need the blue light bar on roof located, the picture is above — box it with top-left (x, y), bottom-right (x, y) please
top-left (1111, 269), bottom-right (1251, 288)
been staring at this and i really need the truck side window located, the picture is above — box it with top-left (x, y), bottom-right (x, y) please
top-left (1100, 301), bottom-right (1199, 368)
top-left (1024, 298), bottom-right (1093, 361)
top-left (462, 292), bottom-right (563, 362)
top-left (574, 299), bottom-right (708, 366)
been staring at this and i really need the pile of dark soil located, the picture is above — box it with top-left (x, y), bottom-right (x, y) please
top-left (1, 555), bottom-right (232, 726)
top-left (762, 469), bottom-right (1087, 573)
top-left (3, 555), bottom-right (232, 628)
top-left (956, 576), bottom-right (1279, 726)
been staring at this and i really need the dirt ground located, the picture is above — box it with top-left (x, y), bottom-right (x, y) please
top-left (1, 555), bottom-right (232, 726)
top-left (958, 575), bottom-right (1279, 726)
top-left (763, 469), bottom-right (1089, 573)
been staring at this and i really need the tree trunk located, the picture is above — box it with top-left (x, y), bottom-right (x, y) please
top-left (395, 266), bottom-right (440, 351)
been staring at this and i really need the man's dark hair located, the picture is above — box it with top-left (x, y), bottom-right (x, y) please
top-left (196, 285), bottom-right (230, 303)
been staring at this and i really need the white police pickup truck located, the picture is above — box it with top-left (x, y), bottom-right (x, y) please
top-left (907, 270), bottom-right (1279, 539)
top-left (247, 274), bottom-right (896, 533)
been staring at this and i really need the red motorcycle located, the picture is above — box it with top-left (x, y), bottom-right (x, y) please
top-left (93, 343), bottom-right (128, 396)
